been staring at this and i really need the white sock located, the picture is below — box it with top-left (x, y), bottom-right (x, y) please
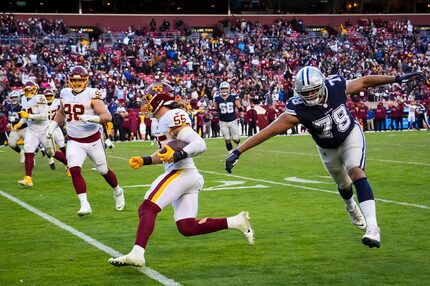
top-left (131, 245), bottom-right (145, 256)
top-left (113, 185), bottom-right (122, 195)
top-left (78, 193), bottom-right (89, 205)
top-left (227, 215), bottom-right (240, 230)
top-left (344, 197), bottom-right (356, 210)
top-left (360, 200), bottom-right (377, 228)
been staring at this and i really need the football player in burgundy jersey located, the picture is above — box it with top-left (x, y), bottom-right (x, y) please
top-left (46, 65), bottom-right (124, 216)
top-left (108, 82), bottom-right (254, 268)
top-left (226, 66), bottom-right (422, 249)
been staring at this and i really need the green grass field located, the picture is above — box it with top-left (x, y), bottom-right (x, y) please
top-left (1, 131), bottom-right (429, 286)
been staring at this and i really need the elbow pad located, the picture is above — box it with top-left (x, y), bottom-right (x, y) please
top-left (176, 126), bottom-right (207, 157)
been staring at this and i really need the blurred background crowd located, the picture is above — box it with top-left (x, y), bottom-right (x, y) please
top-left (0, 13), bottom-right (429, 142)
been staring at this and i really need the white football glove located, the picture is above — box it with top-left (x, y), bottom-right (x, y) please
top-left (79, 114), bottom-right (100, 123)
top-left (104, 138), bottom-right (115, 151)
top-left (46, 121), bottom-right (58, 140)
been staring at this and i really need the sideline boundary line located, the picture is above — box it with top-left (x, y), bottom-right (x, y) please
top-left (0, 190), bottom-right (182, 286)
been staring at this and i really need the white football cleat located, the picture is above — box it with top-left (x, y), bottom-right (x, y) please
top-left (77, 203), bottom-right (92, 217)
top-left (114, 187), bottom-right (125, 211)
top-left (362, 226), bottom-right (380, 248)
top-left (109, 245), bottom-right (145, 267)
top-left (229, 211), bottom-right (255, 245)
top-left (346, 204), bottom-right (367, 230)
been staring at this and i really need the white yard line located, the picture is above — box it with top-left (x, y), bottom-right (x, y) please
top-left (0, 190), bottom-right (182, 286)
top-left (107, 155), bottom-right (430, 210)
top-left (211, 148), bottom-right (430, 167)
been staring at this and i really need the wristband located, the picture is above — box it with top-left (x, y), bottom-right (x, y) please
top-left (141, 156), bottom-right (152, 165)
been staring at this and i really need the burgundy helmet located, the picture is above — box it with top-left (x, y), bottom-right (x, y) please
top-left (142, 82), bottom-right (175, 117)
top-left (43, 89), bottom-right (55, 103)
top-left (68, 65), bottom-right (89, 93)
top-left (22, 80), bottom-right (39, 98)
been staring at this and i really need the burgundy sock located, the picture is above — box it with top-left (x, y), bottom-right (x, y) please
top-left (54, 151), bottom-right (68, 166)
top-left (24, 153), bottom-right (34, 177)
top-left (176, 217), bottom-right (228, 237)
top-left (135, 200), bottom-right (161, 248)
top-left (102, 169), bottom-right (118, 188)
top-left (69, 166), bottom-right (86, 194)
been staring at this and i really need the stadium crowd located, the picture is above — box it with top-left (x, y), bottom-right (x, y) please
top-left (0, 14), bottom-right (430, 143)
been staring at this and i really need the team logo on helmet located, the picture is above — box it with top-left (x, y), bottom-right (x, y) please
top-left (68, 65), bottom-right (89, 94)
top-left (142, 82), bottom-right (175, 117)
top-left (22, 80), bottom-right (39, 99)
top-left (294, 66), bottom-right (327, 106)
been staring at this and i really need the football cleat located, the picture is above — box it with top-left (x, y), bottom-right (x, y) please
top-left (346, 204), bottom-right (367, 230)
top-left (232, 211), bottom-right (255, 245)
top-left (114, 187), bottom-right (125, 211)
top-left (49, 157), bottom-right (56, 170)
top-left (18, 176), bottom-right (33, 187)
top-left (362, 226), bottom-right (381, 248)
top-left (109, 245), bottom-right (145, 267)
top-left (77, 204), bottom-right (92, 217)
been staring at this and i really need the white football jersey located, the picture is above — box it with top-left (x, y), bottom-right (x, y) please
top-left (156, 108), bottom-right (196, 172)
top-left (48, 98), bottom-right (61, 121)
top-left (25, 94), bottom-right (49, 132)
top-left (60, 87), bottom-right (101, 139)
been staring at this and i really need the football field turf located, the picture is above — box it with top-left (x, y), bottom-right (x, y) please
top-left (1, 131), bottom-right (429, 286)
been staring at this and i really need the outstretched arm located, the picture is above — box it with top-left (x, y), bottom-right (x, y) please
top-left (225, 113), bottom-right (299, 173)
top-left (346, 72), bottom-right (423, 95)
top-left (346, 75), bottom-right (395, 95)
top-left (237, 113), bottom-right (299, 154)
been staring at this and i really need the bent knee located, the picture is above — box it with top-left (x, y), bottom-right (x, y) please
top-left (348, 167), bottom-right (366, 182)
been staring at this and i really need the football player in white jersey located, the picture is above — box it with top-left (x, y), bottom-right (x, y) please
top-left (44, 89), bottom-right (68, 170)
top-left (108, 82), bottom-right (254, 268)
top-left (17, 80), bottom-right (55, 187)
top-left (46, 65), bottom-right (124, 216)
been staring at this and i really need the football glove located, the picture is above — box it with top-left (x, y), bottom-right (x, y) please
top-left (395, 72), bottom-right (423, 84)
top-left (13, 123), bottom-right (22, 132)
top-left (79, 114), bottom-right (100, 123)
top-left (18, 110), bottom-right (30, 119)
top-left (157, 145), bottom-right (188, 163)
top-left (104, 138), bottom-right (115, 151)
top-left (225, 149), bottom-right (241, 173)
top-left (129, 156), bottom-right (144, 170)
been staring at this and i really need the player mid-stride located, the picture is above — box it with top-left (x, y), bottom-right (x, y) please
top-left (108, 82), bottom-right (254, 268)
top-left (226, 66), bottom-right (423, 249)
top-left (47, 65), bottom-right (124, 216)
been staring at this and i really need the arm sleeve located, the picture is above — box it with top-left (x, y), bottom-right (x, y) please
top-left (176, 126), bottom-right (207, 157)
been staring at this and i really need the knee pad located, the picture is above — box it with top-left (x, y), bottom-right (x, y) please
top-left (96, 164), bottom-right (109, 175)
